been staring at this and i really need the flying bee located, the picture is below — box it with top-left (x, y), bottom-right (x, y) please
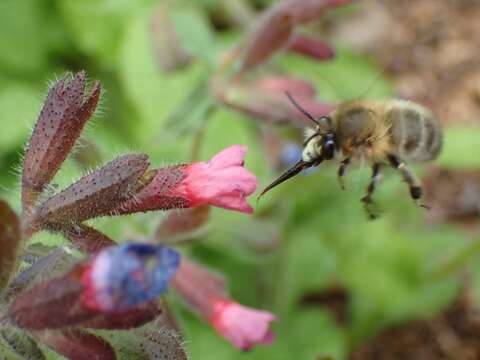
top-left (258, 93), bottom-right (443, 219)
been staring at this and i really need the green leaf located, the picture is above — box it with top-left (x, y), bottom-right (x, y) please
top-left (437, 124), bottom-right (480, 168)
top-left (0, 84), bottom-right (41, 153)
top-left (171, 6), bottom-right (217, 65)
top-left (0, 0), bottom-right (50, 74)
top-left (0, 326), bottom-right (45, 360)
top-left (0, 338), bottom-right (25, 360)
top-left (58, 0), bottom-right (156, 67)
top-left (276, 309), bottom-right (345, 360)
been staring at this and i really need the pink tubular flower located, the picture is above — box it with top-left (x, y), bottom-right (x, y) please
top-left (118, 145), bottom-right (257, 215)
top-left (174, 145), bottom-right (257, 213)
top-left (171, 258), bottom-right (277, 351)
top-left (209, 299), bottom-right (276, 351)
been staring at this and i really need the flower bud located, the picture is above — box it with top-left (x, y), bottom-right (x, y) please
top-left (35, 154), bottom-right (149, 229)
top-left (22, 72), bottom-right (101, 211)
top-left (287, 35), bottom-right (335, 61)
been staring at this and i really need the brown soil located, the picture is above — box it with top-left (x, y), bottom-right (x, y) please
top-left (331, 0), bottom-right (480, 125)
top-left (348, 288), bottom-right (480, 360)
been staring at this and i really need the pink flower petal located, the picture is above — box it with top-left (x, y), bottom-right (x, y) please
top-left (173, 145), bottom-right (258, 214)
top-left (210, 300), bottom-right (277, 351)
top-left (208, 145), bottom-right (247, 169)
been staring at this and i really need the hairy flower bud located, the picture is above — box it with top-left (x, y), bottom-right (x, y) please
top-left (35, 154), bottom-right (149, 229)
top-left (287, 35), bottom-right (335, 60)
top-left (22, 72), bottom-right (101, 211)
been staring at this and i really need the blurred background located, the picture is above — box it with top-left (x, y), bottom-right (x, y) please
top-left (1, 0), bottom-right (480, 359)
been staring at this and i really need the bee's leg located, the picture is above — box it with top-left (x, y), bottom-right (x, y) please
top-left (387, 154), bottom-right (429, 209)
top-left (337, 158), bottom-right (350, 190)
top-left (361, 163), bottom-right (382, 219)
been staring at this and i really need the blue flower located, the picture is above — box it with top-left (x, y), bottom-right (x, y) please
top-left (81, 242), bottom-right (180, 312)
top-left (281, 144), bottom-right (317, 175)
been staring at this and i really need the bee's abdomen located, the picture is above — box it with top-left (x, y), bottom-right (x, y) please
top-left (387, 103), bottom-right (442, 162)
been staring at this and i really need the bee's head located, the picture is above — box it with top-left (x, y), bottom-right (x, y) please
top-left (320, 131), bottom-right (336, 160)
top-left (257, 93), bottom-right (335, 201)
top-left (302, 117), bottom-right (337, 163)
top-left (317, 117), bottom-right (337, 160)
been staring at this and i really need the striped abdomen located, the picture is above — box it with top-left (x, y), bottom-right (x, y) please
top-left (387, 101), bottom-right (443, 162)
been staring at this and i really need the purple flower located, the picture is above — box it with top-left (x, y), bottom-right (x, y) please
top-left (81, 243), bottom-right (180, 312)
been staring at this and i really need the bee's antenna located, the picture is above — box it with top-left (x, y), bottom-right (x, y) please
top-left (285, 92), bottom-right (320, 126)
top-left (257, 159), bottom-right (320, 202)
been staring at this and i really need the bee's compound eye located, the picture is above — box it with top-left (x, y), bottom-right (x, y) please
top-left (321, 133), bottom-right (336, 160)
top-left (322, 144), bottom-right (334, 159)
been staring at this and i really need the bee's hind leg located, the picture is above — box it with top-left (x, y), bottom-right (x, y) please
top-left (361, 163), bottom-right (382, 220)
top-left (337, 158), bottom-right (350, 190)
top-left (387, 154), bottom-right (430, 209)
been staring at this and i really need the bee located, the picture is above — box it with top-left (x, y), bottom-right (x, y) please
top-left (258, 93), bottom-right (443, 219)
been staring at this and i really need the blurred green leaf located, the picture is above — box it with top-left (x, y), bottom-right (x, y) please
top-left (58, 0), bottom-right (156, 67)
top-left (437, 124), bottom-right (480, 168)
top-left (0, 84), bottom-right (40, 153)
top-left (171, 6), bottom-right (217, 65)
top-left (0, 0), bottom-right (53, 75)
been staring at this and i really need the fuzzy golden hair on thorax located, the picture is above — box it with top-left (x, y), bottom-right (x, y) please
top-left (332, 100), bottom-right (393, 162)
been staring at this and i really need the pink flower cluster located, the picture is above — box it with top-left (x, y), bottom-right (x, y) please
top-left (3, 70), bottom-right (271, 357)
